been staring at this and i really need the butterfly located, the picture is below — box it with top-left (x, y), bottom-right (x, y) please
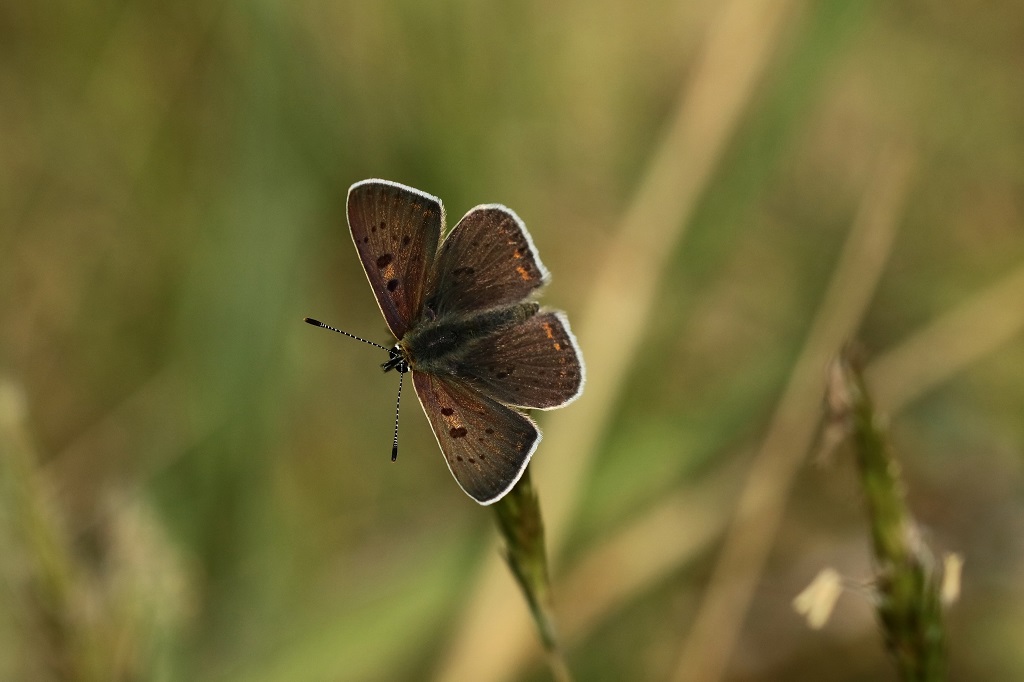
top-left (306, 179), bottom-right (584, 505)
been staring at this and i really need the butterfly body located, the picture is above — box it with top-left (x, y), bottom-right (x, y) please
top-left (389, 301), bottom-right (540, 377)
top-left (338, 179), bottom-right (584, 505)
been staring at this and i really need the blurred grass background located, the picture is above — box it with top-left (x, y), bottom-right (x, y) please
top-left (2, 1), bottom-right (1024, 680)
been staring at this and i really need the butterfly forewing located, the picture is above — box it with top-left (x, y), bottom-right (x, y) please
top-left (412, 372), bottom-right (540, 504)
top-left (457, 311), bottom-right (584, 409)
top-left (426, 205), bottom-right (548, 317)
top-left (348, 180), bottom-right (444, 338)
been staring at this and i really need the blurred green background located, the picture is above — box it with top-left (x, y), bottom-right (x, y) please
top-left (2, 1), bottom-right (1023, 680)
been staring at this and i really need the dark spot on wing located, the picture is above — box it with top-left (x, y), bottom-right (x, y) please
top-left (468, 457), bottom-right (475, 464)
top-left (485, 428), bottom-right (494, 434)
top-left (441, 407), bottom-right (454, 416)
top-left (380, 220), bottom-right (386, 230)
top-left (456, 455), bottom-right (463, 462)
top-left (362, 236), bottom-right (369, 244)
top-left (450, 427), bottom-right (468, 439)
top-left (479, 453), bottom-right (486, 459)
top-left (402, 234), bottom-right (411, 246)
top-left (377, 253), bottom-right (393, 268)
top-left (386, 279), bottom-right (400, 292)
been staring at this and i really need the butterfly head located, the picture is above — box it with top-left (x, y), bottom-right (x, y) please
top-left (381, 344), bottom-right (410, 374)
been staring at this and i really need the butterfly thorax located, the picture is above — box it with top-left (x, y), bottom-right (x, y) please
top-left (391, 301), bottom-right (540, 375)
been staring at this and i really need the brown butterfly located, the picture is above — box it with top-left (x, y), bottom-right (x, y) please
top-left (306, 180), bottom-right (584, 504)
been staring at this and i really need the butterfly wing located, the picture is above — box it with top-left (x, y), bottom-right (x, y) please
top-left (457, 311), bottom-right (584, 410)
top-left (425, 205), bottom-right (548, 317)
top-left (412, 371), bottom-right (540, 505)
top-left (348, 179), bottom-right (444, 339)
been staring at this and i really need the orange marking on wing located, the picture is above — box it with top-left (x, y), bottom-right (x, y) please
top-left (553, 342), bottom-right (562, 351)
top-left (542, 323), bottom-right (555, 339)
top-left (516, 265), bottom-right (531, 281)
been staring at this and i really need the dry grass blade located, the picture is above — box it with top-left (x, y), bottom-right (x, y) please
top-left (555, 464), bottom-right (739, 645)
top-left (865, 264), bottom-right (1024, 413)
top-left (432, 1), bottom-right (800, 679)
top-left (670, 144), bottom-right (915, 682)
top-left (0, 380), bottom-right (105, 681)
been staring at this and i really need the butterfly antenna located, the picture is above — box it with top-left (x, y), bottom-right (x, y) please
top-left (304, 317), bottom-right (389, 351)
top-left (391, 367), bottom-right (406, 462)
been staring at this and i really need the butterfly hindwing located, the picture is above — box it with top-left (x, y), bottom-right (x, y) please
top-left (348, 180), bottom-right (444, 338)
top-left (425, 205), bottom-right (549, 317)
top-left (412, 371), bottom-right (540, 504)
top-left (457, 311), bottom-right (584, 410)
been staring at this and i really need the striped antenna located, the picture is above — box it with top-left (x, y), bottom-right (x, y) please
top-left (391, 368), bottom-right (406, 462)
top-left (303, 317), bottom-right (389, 351)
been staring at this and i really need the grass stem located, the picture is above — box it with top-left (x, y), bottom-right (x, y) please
top-left (828, 353), bottom-right (948, 681)
top-left (492, 467), bottom-right (572, 682)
